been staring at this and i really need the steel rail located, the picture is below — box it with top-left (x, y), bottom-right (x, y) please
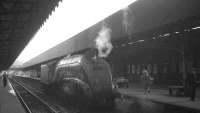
top-left (9, 79), bottom-right (32, 113)
top-left (10, 78), bottom-right (59, 113)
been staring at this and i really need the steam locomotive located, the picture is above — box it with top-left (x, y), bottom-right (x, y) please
top-left (40, 49), bottom-right (116, 107)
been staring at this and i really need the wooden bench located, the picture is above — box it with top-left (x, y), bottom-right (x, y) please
top-left (168, 85), bottom-right (184, 96)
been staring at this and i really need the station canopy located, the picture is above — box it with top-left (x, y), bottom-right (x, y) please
top-left (0, 0), bottom-right (61, 70)
top-left (21, 0), bottom-right (200, 68)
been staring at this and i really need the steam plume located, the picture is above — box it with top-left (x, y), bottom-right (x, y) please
top-left (122, 6), bottom-right (133, 39)
top-left (95, 23), bottom-right (113, 58)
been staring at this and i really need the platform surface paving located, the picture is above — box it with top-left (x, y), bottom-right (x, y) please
top-left (118, 84), bottom-right (200, 112)
top-left (0, 77), bottom-right (25, 113)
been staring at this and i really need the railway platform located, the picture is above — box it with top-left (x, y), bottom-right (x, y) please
top-left (118, 83), bottom-right (200, 113)
top-left (0, 77), bottom-right (25, 113)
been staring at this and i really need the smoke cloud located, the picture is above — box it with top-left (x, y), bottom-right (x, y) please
top-left (122, 6), bottom-right (134, 39)
top-left (95, 23), bottom-right (113, 58)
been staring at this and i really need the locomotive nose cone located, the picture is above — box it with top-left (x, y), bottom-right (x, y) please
top-left (62, 82), bottom-right (76, 96)
top-left (63, 86), bottom-right (73, 95)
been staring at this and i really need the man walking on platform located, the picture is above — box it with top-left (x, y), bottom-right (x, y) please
top-left (141, 67), bottom-right (154, 95)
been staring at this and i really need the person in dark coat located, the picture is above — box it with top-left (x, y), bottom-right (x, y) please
top-left (2, 71), bottom-right (8, 87)
top-left (189, 67), bottom-right (200, 101)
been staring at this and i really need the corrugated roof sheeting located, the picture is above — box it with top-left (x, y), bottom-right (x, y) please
top-left (0, 0), bottom-right (61, 69)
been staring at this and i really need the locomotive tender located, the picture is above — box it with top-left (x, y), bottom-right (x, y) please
top-left (40, 49), bottom-right (115, 106)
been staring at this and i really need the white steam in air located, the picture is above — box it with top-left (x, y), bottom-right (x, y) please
top-left (95, 24), bottom-right (113, 58)
top-left (122, 6), bottom-right (134, 39)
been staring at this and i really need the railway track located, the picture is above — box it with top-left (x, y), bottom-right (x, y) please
top-left (9, 78), bottom-right (61, 113)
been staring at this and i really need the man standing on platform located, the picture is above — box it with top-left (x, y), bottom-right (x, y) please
top-left (141, 67), bottom-right (154, 95)
top-left (2, 71), bottom-right (7, 87)
top-left (189, 67), bottom-right (200, 101)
